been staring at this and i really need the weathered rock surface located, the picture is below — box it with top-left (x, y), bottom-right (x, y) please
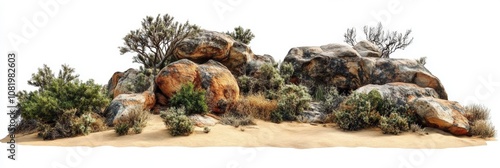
top-left (156, 59), bottom-right (240, 113)
top-left (104, 91), bottom-right (155, 126)
top-left (353, 40), bottom-right (381, 58)
top-left (355, 83), bottom-right (440, 103)
top-left (188, 114), bottom-right (219, 127)
top-left (413, 97), bottom-right (469, 136)
top-left (109, 68), bottom-right (154, 98)
top-left (284, 44), bottom-right (448, 99)
top-left (354, 83), bottom-right (469, 136)
top-left (106, 71), bottom-right (124, 98)
top-left (174, 30), bottom-right (274, 76)
top-left (298, 102), bottom-right (326, 123)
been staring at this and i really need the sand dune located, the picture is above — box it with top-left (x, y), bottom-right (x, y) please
top-left (2, 115), bottom-right (490, 148)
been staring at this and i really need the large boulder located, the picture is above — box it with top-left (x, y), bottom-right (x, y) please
top-left (413, 97), bottom-right (470, 136)
top-left (156, 59), bottom-right (240, 113)
top-left (354, 83), bottom-right (469, 136)
top-left (108, 68), bottom-right (154, 98)
top-left (104, 91), bottom-right (155, 126)
top-left (174, 30), bottom-right (274, 76)
top-left (284, 44), bottom-right (448, 99)
top-left (353, 40), bottom-right (381, 58)
top-left (106, 71), bottom-right (124, 98)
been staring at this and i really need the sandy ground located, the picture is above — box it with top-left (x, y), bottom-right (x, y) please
top-left (1, 115), bottom-right (491, 148)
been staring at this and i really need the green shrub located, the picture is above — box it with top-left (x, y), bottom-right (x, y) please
top-left (379, 113), bottom-right (409, 135)
top-left (334, 90), bottom-right (416, 133)
top-left (169, 82), bottom-right (208, 115)
top-left (18, 70), bottom-right (109, 125)
top-left (238, 63), bottom-right (284, 99)
top-left (163, 107), bottom-right (194, 136)
top-left (271, 85), bottom-right (312, 123)
top-left (464, 104), bottom-right (490, 123)
top-left (279, 62), bottom-right (294, 84)
top-left (226, 26), bottom-right (255, 45)
top-left (470, 120), bottom-right (495, 138)
top-left (113, 106), bottom-right (150, 136)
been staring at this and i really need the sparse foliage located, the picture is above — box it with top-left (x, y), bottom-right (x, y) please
top-left (344, 22), bottom-right (414, 58)
top-left (416, 56), bottom-right (427, 66)
top-left (119, 13), bottom-right (200, 75)
top-left (226, 26), bottom-right (255, 45)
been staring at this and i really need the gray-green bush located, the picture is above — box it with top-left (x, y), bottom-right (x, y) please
top-left (271, 85), bottom-right (312, 123)
top-left (162, 107), bottom-right (194, 136)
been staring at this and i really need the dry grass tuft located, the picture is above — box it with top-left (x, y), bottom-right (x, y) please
top-left (470, 120), bottom-right (496, 138)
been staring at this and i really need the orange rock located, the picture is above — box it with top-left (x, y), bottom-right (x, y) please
top-left (155, 59), bottom-right (200, 97)
top-left (413, 97), bottom-right (469, 136)
top-left (106, 71), bottom-right (124, 97)
top-left (155, 59), bottom-right (240, 114)
top-left (155, 92), bottom-right (169, 106)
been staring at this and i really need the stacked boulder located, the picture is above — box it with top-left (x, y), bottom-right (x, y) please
top-left (283, 41), bottom-right (469, 135)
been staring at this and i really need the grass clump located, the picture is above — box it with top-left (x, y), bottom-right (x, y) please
top-left (162, 107), bottom-right (194, 136)
top-left (463, 104), bottom-right (495, 138)
top-left (470, 120), bottom-right (495, 138)
top-left (113, 106), bottom-right (150, 136)
top-left (169, 82), bottom-right (208, 115)
top-left (464, 104), bottom-right (490, 122)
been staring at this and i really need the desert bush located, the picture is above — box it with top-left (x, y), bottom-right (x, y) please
top-left (344, 22), bottom-right (413, 58)
top-left (163, 107), bottom-right (194, 136)
top-left (319, 86), bottom-right (346, 114)
top-left (279, 62), bottom-right (294, 84)
top-left (271, 85), bottom-right (312, 123)
top-left (470, 120), bottom-right (495, 138)
top-left (464, 104), bottom-right (490, 123)
top-left (113, 106), bottom-right (150, 135)
top-left (334, 90), bottom-right (417, 133)
top-left (226, 26), bottom-right (255, 45)
top-left (169, 82), bottom-right (208, 115)
top-left (238, 63), bottom-right (284, 98)
top-left (36, 108), bottom-right (106, 140)
top-left (379, 113), bottom-right (410, 135)
top-left (18, 65), bottom-right (109, 126)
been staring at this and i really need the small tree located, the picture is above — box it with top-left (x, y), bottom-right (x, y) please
top-left (344, 22), bottom-right (414, 58)
top-left (119, 14), bottom-right (200, 76)
top-left (226, 26), bottom-right (255, 45)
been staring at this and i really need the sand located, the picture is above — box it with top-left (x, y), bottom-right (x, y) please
top-left (2, 115), bottom-right (490, 148)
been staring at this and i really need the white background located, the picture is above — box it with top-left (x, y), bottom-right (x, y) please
top-left (1, 0), bottom-right (499, 167)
